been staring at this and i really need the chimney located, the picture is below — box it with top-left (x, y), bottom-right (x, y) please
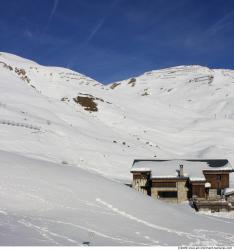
top-left (179, 164), bottom-right (184, 177)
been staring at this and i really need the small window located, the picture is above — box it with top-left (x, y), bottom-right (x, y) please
top-left (153, 182), bottom-right (176, 188)
top-left (158, 191), bottom-right (177, 198)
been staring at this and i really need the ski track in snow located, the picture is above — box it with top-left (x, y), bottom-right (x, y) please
top-left (0, 210), bottom-right (7, 215)
top-left (197, 212), bottom-right (234, 224)
top-left (25, 217), bottom-right (149, 246)
top-left (96, 198), bottom-right (234, 245)
top-left (18, 219), bottom-right (89, 245)
top-left (18, 220), bottom-right (62, 245)
top-left (96, 198), bottom-right (192, 236)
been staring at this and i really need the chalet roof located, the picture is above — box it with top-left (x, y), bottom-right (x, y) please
top-left (131, 159), bottom-right (233, 181)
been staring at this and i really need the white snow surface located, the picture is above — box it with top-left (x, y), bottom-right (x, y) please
top-left (1, 150), bottom-right (234, 246)
top-left (0, 52), bottom-right (234, 245)
top-left (224, 188), bottom-right (234, 195)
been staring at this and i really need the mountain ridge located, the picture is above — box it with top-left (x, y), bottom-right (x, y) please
top-left (0, 51), bottom-right (234, 181)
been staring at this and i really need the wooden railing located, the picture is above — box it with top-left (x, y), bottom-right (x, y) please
top-left (192, 197), bottom-right (232, 212)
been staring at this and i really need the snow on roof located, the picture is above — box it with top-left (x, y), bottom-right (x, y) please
top-left (131, 159), bottom-right (233, 180)
top-left (151, 175), bottom-right (187, 179)
top-left (190, 177), bottom-right (206, 182)
top-left (224, 188), bottom-right (234, 196)
top-left (131, 168), bottom-right (151, 172)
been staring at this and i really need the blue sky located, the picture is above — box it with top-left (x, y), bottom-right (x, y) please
top-left (0, 0), bottom-right (234, 83)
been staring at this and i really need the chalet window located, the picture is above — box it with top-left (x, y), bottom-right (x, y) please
top-left (153, 182), bottom-right (176, 188)
top-left (158, 191), bottom-right (177, 198)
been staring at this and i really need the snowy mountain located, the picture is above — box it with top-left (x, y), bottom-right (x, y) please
top-left (0, 52), bottom-right (234, 246)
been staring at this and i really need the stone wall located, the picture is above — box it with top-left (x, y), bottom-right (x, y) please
top-left (209, 189), bottom-right (218, 198)
top-left (177, 180), bottom-right (188, 203)
top-left (151, 180), bottom-right (188, 203)
top-left (132, 177), bottom-right (148, 195)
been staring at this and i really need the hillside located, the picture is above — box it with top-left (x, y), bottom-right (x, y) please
top-left (1, 52), bottom-right (234, 181)
top-left (1, 150), bottom-right (234, 246)
top-left (0, 52), bottom-right (234, 245)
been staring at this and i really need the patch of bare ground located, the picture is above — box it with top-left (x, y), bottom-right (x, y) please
top-left (0, 61), bottom-right (13, 71)
top-left (128, 78), bottom-right (136, 87)
top-left (0, 62), bottom-right (31, 84)
top-left (30, 84), bottom-right (36, 89)
top-left (73, 96), bottom-right (98, 112)
top-left (61, 97), bottom-right (70, 102)
top-left (110, 82), bottom-right (121, 89)
top-left (15, 67), bottom-right (31, 83)
top-left (73, 93), bottom-right (112, 112)
top-left (141, 88), bottom-right (150, 96)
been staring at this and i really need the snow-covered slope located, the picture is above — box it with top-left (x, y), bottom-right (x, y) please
top-left (1, 52), bottom-right (234, 180)
top-left (1, 150), bottom-right (234, 246)
top-left (0, 52), bottom-right (234, 245)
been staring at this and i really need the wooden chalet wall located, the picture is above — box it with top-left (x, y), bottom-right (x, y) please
top-left (191, 182), bottom-right (206, 198)
top-left (203, 171), bottom-right (230, 189)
